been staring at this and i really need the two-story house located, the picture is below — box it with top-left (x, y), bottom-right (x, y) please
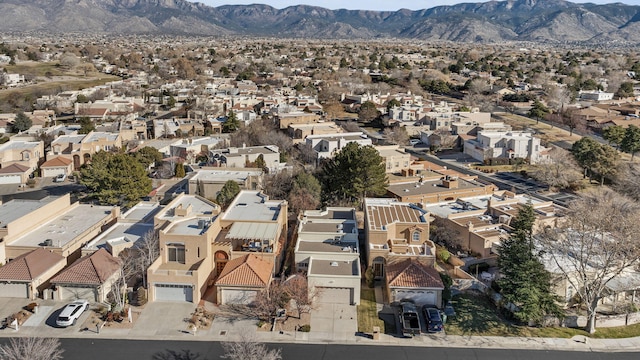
top-left (364, 198), bottom-right (443, 306)
top-left (463, 131), bottom-right (549, 164)
top-left (294, 207), bottom-right (361, 305)
top-left (305, 132), bottom-right (373, 160)
top-left (49, 131), bottom-right (122, 170)
top-left (146, 194), bottom-right (221, 302)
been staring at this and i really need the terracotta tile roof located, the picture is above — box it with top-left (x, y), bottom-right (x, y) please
top-left (50, 248), bottom-right (121, 285)
top-left (0, 248), bottom-right (64, 281)
top-left (41, 156), bottom-right (73, 167)
top-left (0, 163), bottom-right (29, 174)
top-left (215, 254), bottom-right (272, 287)
top-left (386, 258), bottom-right (444, 289)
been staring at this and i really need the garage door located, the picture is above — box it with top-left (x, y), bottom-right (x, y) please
top-left (316, 287), bottom-right (352, 305)
top-left (44, 168), bottom-right (66, 178)
top-left (154, 284), bottom-right (193, 302)
top-left (59, 286), bottom-right (97, 302)
top-left (221, 289), bottom-right (258, 305)
top-left (393, 289), bottom-right (436, 306)
top-left (0, 175), bottom-right (21, 184)
top-left (0, 282), bottom-right (28, 298)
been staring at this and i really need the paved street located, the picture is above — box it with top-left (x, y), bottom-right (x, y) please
top-left (0, 338), bottom-right (636, 360)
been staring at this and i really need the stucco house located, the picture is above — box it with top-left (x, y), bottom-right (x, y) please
top-left (40, 156), bottom-right (74, 178)
top-left (385, 257), bottom-right (444, 306)
top-left (0, 248), bottom-right (66, 299)
top-left (215, 254), bottom-right (272, 304)
top-left (50, 248), bottom-right (121, 302)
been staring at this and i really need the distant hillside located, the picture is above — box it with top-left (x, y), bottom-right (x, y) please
top-left (0, 0), bottom-right (639, 43)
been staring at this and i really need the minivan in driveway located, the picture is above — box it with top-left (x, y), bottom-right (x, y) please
top-left (423, 306), bottom-right (443, 333)
top-left (56, 300), bottom-right (89, 327)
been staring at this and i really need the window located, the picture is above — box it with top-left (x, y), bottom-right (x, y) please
top-left (167, 244), bottom-right (185, 264)
top-left (412, 230), bottom-right (420, 242)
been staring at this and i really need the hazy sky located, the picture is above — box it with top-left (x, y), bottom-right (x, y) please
top-left (198, 0), bottom-right (638, 11)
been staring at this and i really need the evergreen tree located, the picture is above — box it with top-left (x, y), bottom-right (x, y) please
top-left (12, 111), bottom-right (32, 132)
top-left (319, 142), bottom-right (387, 206)
top-left (527, 100), bottom-right (549, 124)
top-left (216, 180), bottom-right (240, 209)
top-left (621, 125), bottom-right (640, 160)
top-left (497, 204), bottom-right (561, 324)
top-left (78, 116), bottom-right (95, 134)
top-left (80, 151), bottom-right (152, 207)
top-left (174, 163), bottom-right (186, 178)
top-left (223, 111), bottom-right (240, 133)
top-left (602, 125), bottom-right (626, 149)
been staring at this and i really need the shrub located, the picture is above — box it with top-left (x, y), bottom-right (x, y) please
top-left (437, 247), bottom-right (451, 263)
top-left (364, 267), bottom-right (375, 288)
top-left (298, 324), bottom-right (311, 332)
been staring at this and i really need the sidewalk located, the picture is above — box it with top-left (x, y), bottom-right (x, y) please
top-left (2, 300), bottom-right (639, 352)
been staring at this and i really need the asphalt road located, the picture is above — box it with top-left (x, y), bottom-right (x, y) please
top-left (1, 338), bottom-right (636, 360)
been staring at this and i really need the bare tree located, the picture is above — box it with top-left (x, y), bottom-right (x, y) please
top-left (382, 126), bottom-right (409, 145)
top-left (138, 230), bottom-right (160, 288)
top-left (251, 282), bottom-right (288, 322)
top-left (529, 147), bottom-right (582, 190)
top-left (614, 162), bottom-right (640, 202)
top-left (282, 275), bottom-right (318, 318)
top-left (221, 333), bottom-right (282, 360)
top-left (0, 337), bottom-right (64, 360)
top-left (539, 188), bottom-right (640, 333)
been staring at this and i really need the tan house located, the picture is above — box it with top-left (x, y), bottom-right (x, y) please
top-left (40, 156), bottom-right (74, 178)
top-left (0, 163), bottom-right (32, 185)
top-left (211, 191), bottom-right (288, 304)
top-left (287, 122), bottom-right (343, 144)
top-left (49, 131), bottom-right (122, 170)
top-left (50, 248), bottom-right (121, 302)
top-left (276, 111), bottom-right (321, 129)
top-left (386, 257), bottom-right (444, 306)
top-left (147, 194), bottom-right (221, 303)
top-left (0, 248), bottom-right (66, 299)
top-left (215, 254), bottom-right (272, 304)
top-left (188, 168), bottom-right (264, 200)
top-left (376, 145), bottom-right (411, 174)
top-left (364, 198), bottom-right (436, 280)
top-left (0, 140), bottom-right (44, 177)
top-left (210, 145), bottom-right (280, 172)
top-left (2, 194), bottom-right (119, 264)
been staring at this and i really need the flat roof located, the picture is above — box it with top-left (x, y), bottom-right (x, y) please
top-left (303, 208), bottom-right (355, 220)
top-left (84, 222), bottom-right (154, 251)
top-left (387, 178), bottom-right (483, 198)
top-left (10, 204), bottom-right (114, 248)
top-left (0, 140), bottom-right (40, 151)
top-left (122, 201), bottom-right (161, 222)
top-left (297, 240), bottom-right (358, 253)
top-left (365, 198), bottom-right (427, 231)
top-left (158, 195), bottom-right (218, 221)
top-left (309, 258), bottom-right (359, 276)
top-left (166, 217), bottom-right (214, 236)
top-left (222, 191), bottom-right (282, 222)
top-left (190, 169), bottom-right (263, 183)
top-left (84, 132), bottom-right (119, 143)
top-left (0, 196), bottom-right (58, 228)
top-left (300, 221), bottom-right (356, 234)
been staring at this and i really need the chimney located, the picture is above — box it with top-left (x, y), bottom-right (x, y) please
top-left (442, 176), bottom-right (458, 189)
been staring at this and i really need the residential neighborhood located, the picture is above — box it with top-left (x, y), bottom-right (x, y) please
top-left (1, 21), bottom-right (640, 358)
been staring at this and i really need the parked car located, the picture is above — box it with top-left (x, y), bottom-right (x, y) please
top-left (400, 301), bottom-right (421, 337)
top-left (423, 306), bottom-right (443, 333)
top-left (409, 139), bottom-right (422, 146)
top-left (54, 173), bottom-right (66, 183)
top-left (56, 300), bottom-right (89, 327)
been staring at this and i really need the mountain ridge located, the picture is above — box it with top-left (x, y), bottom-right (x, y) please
top-left (0, 0), bottom-right (639, 43)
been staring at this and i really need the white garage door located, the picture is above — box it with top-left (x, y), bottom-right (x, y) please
top-left (221, 289), bottom-right (258, 305)
top-left (43, 168), bottom-right (66, 178)
top-left (393, 289), bottom-right (436, 306)
top-left (0, 175), bottom-right (21, 184)
top-left (316, 287), bottom-right (352, 305)
top-left (0, 282), bottom-right (28, 298)
top-left (59, 286), bottom-right (97, 302)
top-left (154, 284), bottom-right (193, 302)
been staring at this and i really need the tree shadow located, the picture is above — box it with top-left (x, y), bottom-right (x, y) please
top-left (152, 349), bottom-right (205, 360)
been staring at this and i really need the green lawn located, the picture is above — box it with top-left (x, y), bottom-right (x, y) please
top-left (446, 292), bottom-right (640, 339)
top-left (357, 288), bottom-right (384, 333)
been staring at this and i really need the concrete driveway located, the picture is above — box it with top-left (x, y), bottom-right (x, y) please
top-left (127, 302), bottom-right (196, 337)
top-left (310, 303), bottom-right (357, 341)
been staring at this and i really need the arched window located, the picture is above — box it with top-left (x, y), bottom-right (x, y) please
top-left (412, 230), bottom-right (420, 242)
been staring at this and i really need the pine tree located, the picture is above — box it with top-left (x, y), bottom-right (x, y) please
top-left (497, 204), bottom-right (560, 324)
top-left (216, 180), bottom-right (240, 209)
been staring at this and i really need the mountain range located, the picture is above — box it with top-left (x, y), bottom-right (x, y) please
top-left (1, 0), bottom-right (640, 43)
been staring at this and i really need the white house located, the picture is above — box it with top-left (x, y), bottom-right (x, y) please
top-left (305, 132), bottom-right (372, 160)
top-left (463, 131), bottom-right (549, 164)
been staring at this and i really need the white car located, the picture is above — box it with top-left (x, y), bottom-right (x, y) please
top-left (54, 174), bottom-right (66, 183)
top-left (56, 300), bottom-right (89, 327)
